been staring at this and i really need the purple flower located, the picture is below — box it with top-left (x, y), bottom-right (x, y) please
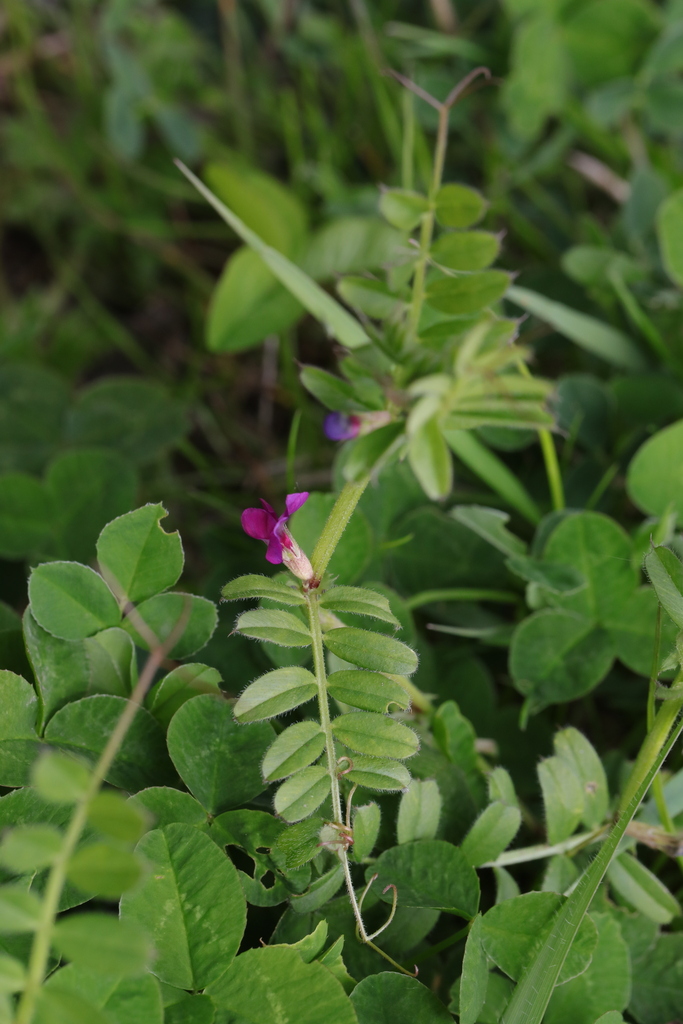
top-left (324, 413), bottom-right (361, 441)
top-left (241, 492), bottom-right (313, 581)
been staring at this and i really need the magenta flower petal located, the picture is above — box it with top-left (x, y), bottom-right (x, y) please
top-left (265, 534), bottom-right (284, 563)
top-left (241, 508), bottom-right (275, 541)
top-left (285, 492), bottom-right (309, 517)
top-left (260, 498), bottom-right (277, 516)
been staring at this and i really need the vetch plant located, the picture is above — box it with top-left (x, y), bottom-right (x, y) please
top-left (227, 486), bottom-right (420, 971)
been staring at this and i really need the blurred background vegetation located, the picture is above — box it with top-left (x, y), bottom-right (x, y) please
top-left (3, 0), bottom-right (683, 801)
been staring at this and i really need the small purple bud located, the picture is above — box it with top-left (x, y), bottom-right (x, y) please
top-left (324, 413), bottom-right (361, 441)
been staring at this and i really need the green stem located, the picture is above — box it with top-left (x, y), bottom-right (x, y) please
top-left (306, 589), bottom-right (343, 827)
top-left (618, 671), bottom-right (683, 815)
top-left (405, 588), bottom-right (520, 610)
top-left (408, 105), bottom-right (449, 338)
top-left (517, 360), bottom-right (564, 510)
top-left (311, 478), bottom-right (370, 582)
top-left (15, 618), bottom-right (183, 1024)
top-left (502, 698), bottom-right (683, 1024)
top-left (482, 828), bottom-right (606, 868)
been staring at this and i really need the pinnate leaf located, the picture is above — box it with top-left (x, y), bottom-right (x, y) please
top-left (234, 608), bottom-right (311, 647)
top-left (323, 627), bottom-right (418, 675)
top-left (233, 666), bottom-right (318, 722)
top-left (332, 712), bottom-right (419, 759)
top-left (221, 574), bottom-right (305, 606)
top-left (274, 766), bottom-right (331, 822)
top-left (262, 722), bottom-right (326, 781)
top-left (327, 669), bottom-right (410, 713)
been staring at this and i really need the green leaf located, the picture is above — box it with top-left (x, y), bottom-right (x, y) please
top-left (42, 965), bottom-right (163, 1024)
top-left (338, 276), bottom-right (402, 319)
top-left (481, 892), bottom-right (598, 984)
top-left (459, 915), bottom-right (488, 1024)
top-left (0, 473), bottom-right (53, 559)
top-left (207, 247), bottom-right (303, 353)
top-left (407, 417), bottom-right (453, 500)
top-left (507, 286), bottom-right (645, 370)
top-left (302, 216), bottom-right (403, 279)
top-left (35, 986), bottom-right (111, 1024)
top-left (234, 608), bottom-right (311, 647)
top-left (346, 756), bottom-right (411, 791)
top-left (510, 610), bottom-right (614, 713)
top-left (121, 823), bottom-right (246, 988)
top-left (379, 188), bottom-right (429, 230)
top-left (66, 378), bottom-right (188, 466)
top-left (129, 787), bottom-right (206, 831)
top-left (607, 852), bottom-right (681, 923)
top-left (461, 802), bottom-right (522, 866)
top-left (0, 953), bottom-right (25, 995)
top-left (628, 420), bottom-right (683, 518)
top-left (320, 587), bottom-right (399, 626)
top-left (431, 231), bottom-right (501, 271)
top-left (0, 824), bottom-right (63, 873)
top-left (0, 670), bottom-right (40, 788)
top-left (506, 555), bottom-right (583, 593)
top-left (206, 945), bottom-right (357, 1024)
top-left (657, 188), bottom-right (683, 287)
top-left (327, 670), bottom-right (410, 714)
top-left (164, 993), bottom-right (214, 1024)
top-left (24, 613), bottom-right (136, 726)
top-left (29, 562), bottom-right (121, 640)
top-left (272, 817), bottom-right (324, 869)
top-left (351, 972), bottom-right (453, 1023)
top-left (342, 424), bottom-right (405, 485)
top-left (262, 722), bottom-right (326, 781)
top-left (167, 694), bottom-right (273, 813)
top-left (46, 449), bottom-right (137, 565)
top-left (0, 885), bottom-right (42, 933)
top-left (351, 802), bottom-right (381, 861)
top-left (435, 184), bottom-right (487, 228)
top-left (542, 513), bottom-right (636, 623)
top-left (32, 752), bottom-right (90, 805)
top-left (96, 503), bottom-right (183, 604)
top-left (538, 756), bottom-right (585, 844)
top-left (123, 593), bottom-right (217, 659)
top-left (369, 839), bottom-right (479, 917)
top-left (645, 546), bottom-right (683, 629)
top-left (233, 666), bottom-right (318, 722)
top-left (221, 574), bottom-right (305, 606)
top-left (451, 506), bottom-right (527, 558)
top-left (323, 628), bottom-right (418, 675)
top-left (204, 158), bottom-right (307, 254)
top-left (300, 366), bottom-right (367, 414)
top-left (45, 694), bottom-right (175, 792)
top-left (544, 913), bottom-right (631, 1024)
top-left (0, 364), bottom-right (69, 475)
top-left (87, 790), bottom-right (148, 842)
top-left (397, 780), bottom-right (441, 844)
top-left (554, 728), bottom-right (609, 829)
top-left (290, 863), bottom-right (344, 914)
top-left (630, 933), bottom-right (683, 1024)
top-left (213, 808), bottom-right (284, 855)
top-left (445, 430), bottom-right (540, 524)
top-left (177, 161), bottom-right (370, 349)
top-left (52, 914), bottom-right (154, 975)
top-left (332, 712), bottom-right (418, 759)
top-left (428, 271), bottom-right (510, 315)
top-left (274, 766), bottom-right (331, 822)
top-left (146, 663), bottom-right (222, 730)
top-left (66, 843), bottom-right (143, 898)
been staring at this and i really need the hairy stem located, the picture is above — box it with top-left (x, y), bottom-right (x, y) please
top-left (15, 609), bottom-right (189, 1024)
